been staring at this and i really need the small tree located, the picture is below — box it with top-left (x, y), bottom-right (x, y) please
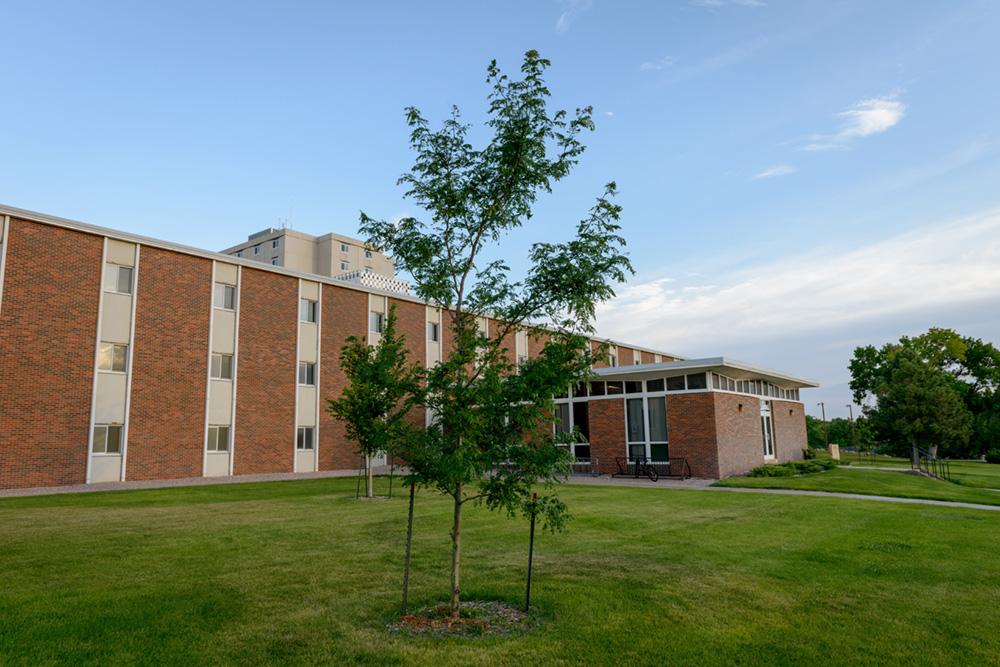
top-left (361, 51), bottom-right (632, 615)
top-left (327, 305), bottom-right (424, 497)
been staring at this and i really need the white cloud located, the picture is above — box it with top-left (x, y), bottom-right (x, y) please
top-left (555, 0), bottom-right (593, 33)
top-left (596, 210), bottom-right (1000, 354)
top-left (640, 56), bottom-right (677, 71)
top-left (752, 164), bottom-right (796, 180)
top-left (804, 94), bottom-right (906, 151)
top-left (692, 0), bottom-right (766, 7)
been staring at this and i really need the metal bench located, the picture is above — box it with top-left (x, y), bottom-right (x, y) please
top-left (613, 457), bottom-right (691, 480)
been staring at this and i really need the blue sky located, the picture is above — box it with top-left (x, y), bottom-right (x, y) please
top-left (3, 0), bottom-right (999, 418)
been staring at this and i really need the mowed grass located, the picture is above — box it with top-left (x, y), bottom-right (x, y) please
top-left (714, 467), bottom-right (1000, 506)
top-left (830, 452), bottom-right (1000, 490)
top-left (3, 478), bottom-right (1000, 666)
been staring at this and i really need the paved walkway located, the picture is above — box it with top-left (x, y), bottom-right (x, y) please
top-left (565, 475), bottom-right (1000, 512)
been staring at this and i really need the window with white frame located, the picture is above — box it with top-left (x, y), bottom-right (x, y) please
top-left (271, 257), bottom-right (279, 266)
top-left (340, 243), bottom-right (349, 253)
top-left (104, 264), bottom-right (133, 295)
top-left (214, 283), bottom-right (236, 310)
top-left (297, 426), bottom-right (314, 450)
top-left (365, 249), bottom-right (373, 259)
top-left (761, 400), bottom-right (775, 458)
top-left (210, 353), bottom-right (233, 380)
top-left (341, 261), bottom-right (349, 271)
top-left (98, 343), bottom-right (128, 372)
top-left (626, 398), bottom-right (645, 460)
top-left (609, 346), bottom-right (618, 367)
top-left (253, 245), bottom-right (261, 255)
top-left (92, 424), bottom-right (122, 454)
top-left (625, 394), bottom-right (669, 461)
top-left (298, 362), bottom-right (316, 385)
top-left (272, 239), bottom-right (280, 249)
top-left (370, 311), bottom-right (384, 334)
top-left (300, 298), bottom-right (317, 323)
top-left (426, 321), bottom-right (439, 342)
top-left (207, 425), bottom-right (229, 452)
top-left (235, 251), bottom-right (242, 258)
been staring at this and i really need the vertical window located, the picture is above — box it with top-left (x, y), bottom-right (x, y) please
top-left (297, 427), bottom-right (314, 450)
top-left (761, 401), bottom-right (775, 457)
top-left (271, 257), bottom-right (279, 266)
top-left (211, 353), bottom-right (233, 380)
top-left (235, 251), bottom-right (243, 258)
top-left (253, 245), bottom-right (261, 255)
top-left (340, 243), bottom-right (349, 253)
top-left (105, 264), bottom-right (133, 294)
top-left (370, 311), bottom-right (384, 334)
top-left (609, 347), bottom-right (618, 367)
top-left (92, 425), bottom-right (122, 454)
top-left (298, 362), bottom-right (316, 385)
top-left (207, 426), bottom-right (230, 452)
top-left (648, 398), bottom-right (668, 443)
top-left (572, 401), bottom-right (590, 442)
top-left (427, 321), bottom-right (439, 342)
top-left (365, 249), bottom-right (373, 259)
top-left (272, 239), bottom-right (280, 249)
top-left (517, 354), bottom-right (528, 367)
top-left (214, 283), bottom-right (236, 310)
top-left (98, 343), bottom-right (128, 372)
top-left (626, 398), bottom-right (646, 459)
top-left (300, 298), bottom-right (317, 323)
top-left (341, 261), bottom-right (349, 271)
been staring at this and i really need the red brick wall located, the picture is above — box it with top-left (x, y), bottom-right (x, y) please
top-left (667, 393), bottom-right (719, 478)
top-left (528, 330), bottom-right (550, 360)
top-left (772, 399), bottom-right (806, 463)
top-left (714, 393), bottom-right (764, 477)
top-left (389, 297), bottom-right (426, 431)
top-left (590, 340), bottom-right (607, 368)
top-left (617, 346), bottom-right (635, 366)
top-left (0, 220), bottom-right (100, 489)
top-left (234, 268), bottom-right (297, 474)
top-left (127, 247), bottom-right (211, 480)
top-left (588, 398), bottom-right (625, 474)
top-left (319, 284), bottom-right (367, 470)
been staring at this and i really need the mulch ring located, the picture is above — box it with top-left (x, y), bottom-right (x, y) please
top-left (388, 601), bottom-right (530, 637)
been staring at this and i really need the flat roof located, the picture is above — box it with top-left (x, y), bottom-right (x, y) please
top-left (594, 357), bottom-right (820, 388)
top-left (0, 202), bottom-right (678, 359)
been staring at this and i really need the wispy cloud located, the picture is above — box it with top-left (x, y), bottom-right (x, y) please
top-left (639, 56), bottom-right (677, 71)
top-left (596, 210), bottom-right (1000, 353)
top-left (804, 94), bottom-right (907, 151)
top-left (692, 0), bottom-right (766, 7)
top-left (752, 164), bottom-right (796, 180)
top-left (555, 0), bottom-right (593, 34)
top-left (603, 111), bottom-right (615, 117)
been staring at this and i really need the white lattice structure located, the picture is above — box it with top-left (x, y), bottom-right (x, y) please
top-left (332, 268), bottom-right (411, 295)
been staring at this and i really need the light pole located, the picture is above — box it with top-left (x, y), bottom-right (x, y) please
top-left (817, 402), bottom-right (828, 449)
top-left (845, 404), bottom-right (857, 451)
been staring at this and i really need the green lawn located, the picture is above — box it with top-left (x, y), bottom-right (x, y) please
top-left (828, 452), bottom-right (1000, 490)
top-left (714, 467), bottom-right (1000, 506)
top-left (3, 478), bottom-right (1000, 666)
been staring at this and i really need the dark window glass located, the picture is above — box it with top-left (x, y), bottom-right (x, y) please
top-left (606, 381), bottom-right (624, 394)
top-left (589, 381), bottom-right (606, 396)
top-left (628, 443), bottom-right (646, 460)
top-left (648, 398), bottom-right (667, 442)
top-left (666, 376), bottom-right (686, 391)
top-left (686, 373), bottom-right (707, 390)
top-left (573, 402), bottom-right (590, 441)
top-left (574, 383), bottom-right (588, 398)
top-left (650, 443), bottom-right (669, 461)
top-left (625, 381), bottom-right (643, 394)
top-left (646, 378), bottom-right (665, 392)
top-left (626, 398), bottom-right (645, 443)
top-left (574, 444), bottom-right (591, 460)
top-left (555, 403), bottom-right (571, 433)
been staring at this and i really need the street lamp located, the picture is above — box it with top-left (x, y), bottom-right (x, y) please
top-left (817, 402), bottom-right (828, 449)
top-left (845, 404), bottom-right (857, 451)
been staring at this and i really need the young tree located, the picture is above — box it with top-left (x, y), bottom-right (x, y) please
top-left (360, 51), bottom-right (632, 615)
top-left (327, 305), bottom-right (424, 498)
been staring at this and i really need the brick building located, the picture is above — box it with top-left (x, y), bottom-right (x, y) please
top-left (0, 205), bottom-right (817, 491)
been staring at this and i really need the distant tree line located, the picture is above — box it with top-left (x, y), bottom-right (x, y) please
top-left (848, 328), bottom-right (1000, 460)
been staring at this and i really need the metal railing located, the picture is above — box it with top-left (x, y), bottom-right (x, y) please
top-left (913, 447), bottom-right (952, 482)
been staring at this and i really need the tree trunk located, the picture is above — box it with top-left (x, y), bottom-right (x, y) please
top-left (911, 439), bottom-right (919, 468)
top-left (366, 455), bottom-right (374, 498)
top-left (449, 483), bottom-right (463, 617)
top-left (401, 482), bottom-right (416, 615)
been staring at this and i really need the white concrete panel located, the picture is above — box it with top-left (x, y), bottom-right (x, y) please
top-left (101, 292), bottom-right (133, 344)
top-left (94, 373), bottom-right (127, 424)
top-left (90, 455), bottom-right (122, 483)
top-left (300, 280), bottom-right (320, 300)
top-left (106, 240), bottom-right (136, 266)
top-left (205, 452), bottom-right (231, 477)
top-left (369, 293), bottom-right (386, 314)
top-left (297, 386), bottom-right (317, 425)
top-left (215, 262), bottom-right (238, 284)
top-left (212, 309), bottom-right (236, 354)
top-left (209, 380), bottom-right (234, 424)
top-left (295, 450), bottom-right (316, 473)
top-left (298, 323), bottom-right (318, 363)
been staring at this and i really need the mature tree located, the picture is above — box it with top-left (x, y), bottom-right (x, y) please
top-left (360, 51), bottom-right (632, 615)
top-left (850, 327), bottom-right (999, 457)
top-left (327, 305), bottom-right (424, 497)
top-left (868, 349), bottom-right (972, 462)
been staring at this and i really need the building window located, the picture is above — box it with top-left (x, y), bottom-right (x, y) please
top-left (298, 362), bottom-right (316, 385)
top-left (340, 243), bottom-right (349, 253)
top-left (761, 401), bottom-right (775, 458)
top-left (609, 348), bottom-right (618, 367)
top-left (686, 373), bottom-right (707, 390)
top-left (341, 261), bottom-right (349, 271)
top-left (647, 378), bottom-right (665, 393)
top-left (105, 264), bottom-right (133, 295)
top-left (427, 321), bottom-right (439, 342)
top-left (648, 398), bottom-right (668, 460)
top-left (271, 257), bottom-right (279, 266)
top-left (370, 311), bottom-right (384, 334)
top-left (207, 425), bottom-right (229, 452)
top-left (626, 398), bottom-right (646, 459)
top-left (365, 249), bottom-right (373, 259)
top-left (272, 239), bottom-right (280, 249)
top-left (98, 343), bottom-right (128, 373)
top-left (92, 424), bottom-right (122, 454)
top-left (666, 376), bottom-right (686, 391)
top-left (300, 298), bottom-right (317, 323)
top-left (297, 426), bottom-right (314, 450)
top-left (210, 353), bottom-right (233, 380)
top-left (253, 245), bottom-right (261, 255)
top-left (517, 354), bottom-right (528, 367)
top-left (214, 283), bottom-right (236, 310)
top-left (235, 251), bottom-right (243, 258)
top-left (625, 381), bottom-right (643, 394)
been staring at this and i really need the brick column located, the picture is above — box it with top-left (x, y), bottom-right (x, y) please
top-left (667, 393), bottom-right (720, 479)
top-left (588, 398), bottom-right (625, 474)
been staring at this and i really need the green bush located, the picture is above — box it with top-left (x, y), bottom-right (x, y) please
top-left (986, 449), bottom-right (1000, 464)
top-left (748, 459), bottom-right (840, 477)
top-left (803, 448), bottom-right (817, 460)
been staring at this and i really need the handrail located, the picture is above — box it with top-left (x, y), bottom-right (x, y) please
top-left (912, 447), bottom-right (952, 482)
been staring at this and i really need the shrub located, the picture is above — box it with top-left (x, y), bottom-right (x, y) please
top-left (803, 448), bottom-right (817, 460)
top-left (747, 459), bottom-right (840, 477)
top-left (986, 449), bottom-right (1000, 464)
